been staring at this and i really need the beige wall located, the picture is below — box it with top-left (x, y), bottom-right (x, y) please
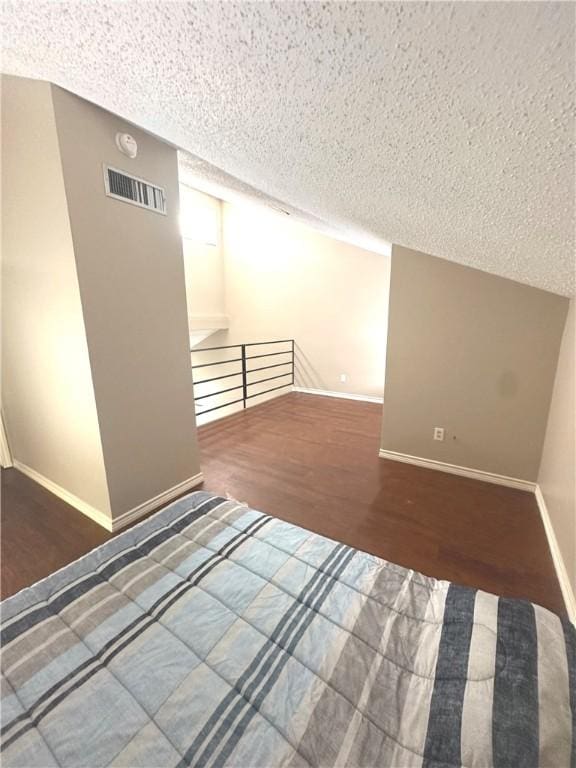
top-left (381, 245), bottom-right (568, 481)
top-left (538, 299), bottom-right (575, 589)
top-left (209, 202), bottom-right (390, 401)
top-left (1, 76), bottom-right (111, 515)
top-left (51, 85), bottom-right (200, 518)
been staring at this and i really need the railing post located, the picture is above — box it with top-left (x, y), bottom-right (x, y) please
top-left (291, 339), bottom-right (295, 386)
top-left (241, 344), bottom-right (247, 408)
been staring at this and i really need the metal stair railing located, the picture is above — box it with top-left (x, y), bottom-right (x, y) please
top-left (191, 339), bottom-right (294, 417)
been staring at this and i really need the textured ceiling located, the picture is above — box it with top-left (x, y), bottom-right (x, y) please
top-left (2, 1), bottom-right (575, 295)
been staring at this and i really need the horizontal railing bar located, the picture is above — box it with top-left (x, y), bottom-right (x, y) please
top-left (194, 370), bottom-right (242, 386)
top-left (196, 397), bottom-right (245, 416)
top-left (246, 383), bottom-right (292, 400)
top-left (248, 372), bottom-right (292, 388)
top-left (246, 351), bottom-right (293, 361)
top-left (244, 339), bottom-right (293, 347)
top-left (246, 361), bottom-right (292, 375)
top-left (192, 339), bottom-right (294, 415)
top-left (191, 344), bottom-right (242, 353)
top-left (192, 340), bottom-right (294, 353)
top-left (194, 384), bottom-right (243, 402)
top-left (192, 357), bottom-right (242, 370)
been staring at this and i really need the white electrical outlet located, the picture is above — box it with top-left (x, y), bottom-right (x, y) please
top-left (340, 374), bottom-right (347, 383)
top-left (433, 427), bottom-right (445, 441)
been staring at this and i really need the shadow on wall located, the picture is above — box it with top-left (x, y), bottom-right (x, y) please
top-left (294, 344), bottom-right (326, 390)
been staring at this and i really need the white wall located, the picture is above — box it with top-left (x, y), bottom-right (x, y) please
top-left (182, 199), bottom-right (390, 423)
top-left (219, 202), bottom-right (390, 394)
top-left (1, 76), bottom-right (111, 516)
top-left (538, 299), bottom-right (575, 598)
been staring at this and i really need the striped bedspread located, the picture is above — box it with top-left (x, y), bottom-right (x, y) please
top-left (1, 491), bottom-right (574, 767)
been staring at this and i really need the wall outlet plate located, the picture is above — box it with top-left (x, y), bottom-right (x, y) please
top-left (433, 427), bottom-right (445, 441)
top-left (340, 374), bottom-right (347, 383)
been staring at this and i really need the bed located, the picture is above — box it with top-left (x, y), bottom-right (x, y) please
top-left (1, 491), bottom-right (574, 767)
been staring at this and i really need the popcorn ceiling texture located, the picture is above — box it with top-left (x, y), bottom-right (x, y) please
top-left (2, 1), bottom-right (574, 295)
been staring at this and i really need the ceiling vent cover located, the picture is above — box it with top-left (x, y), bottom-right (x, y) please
top-left (104, 165), bottom-right (166, 215)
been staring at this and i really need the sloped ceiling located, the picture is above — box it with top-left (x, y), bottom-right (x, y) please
top-left (2, 1), bottom-right (574, 295)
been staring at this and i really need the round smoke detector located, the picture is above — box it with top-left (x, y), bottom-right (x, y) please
top-left (115, 132), bottom-right (138, 159)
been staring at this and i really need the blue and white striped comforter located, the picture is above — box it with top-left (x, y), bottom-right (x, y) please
top-left (1, 491), bottom-right (574, 767)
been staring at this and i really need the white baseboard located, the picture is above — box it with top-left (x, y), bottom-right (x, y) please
top-left (13, 460), bottom-right (114, 531)
top-left (293, 386), bottom-right (383, 404)
top-left (13, 461), bottom-right (204, 534)
top-left (535, 485), bottom-right (576, 625)
top-left (0, 411), bottom-right (13, 468)
top-left (378, 449), bottom-right (536, 492)
top-left (110, 472), bottom-right (204, 532)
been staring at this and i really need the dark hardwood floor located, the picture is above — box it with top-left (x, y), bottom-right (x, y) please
top-left (1, 392), bottom-right (565, 616)
top-left (1, 468), bottom-right (111, 598)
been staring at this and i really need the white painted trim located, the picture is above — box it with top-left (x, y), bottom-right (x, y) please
top-left (110, 472), bottom-right (204, 532)
top-left (13, 462), bottom-right (204, 534)
top-left (0, 411), bottom-right (13, 468)
top-left (378, 449), bottom-right (536, 492)
top-left (13, 460), bottom-right (114, 531)
top-left (535, 485), bottom-right (576, 625)
top-left (292, 386), bottom-right (383, 405)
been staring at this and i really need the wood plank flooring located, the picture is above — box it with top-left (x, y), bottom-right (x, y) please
top-left (0, 392), bottom-right (565, 616)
